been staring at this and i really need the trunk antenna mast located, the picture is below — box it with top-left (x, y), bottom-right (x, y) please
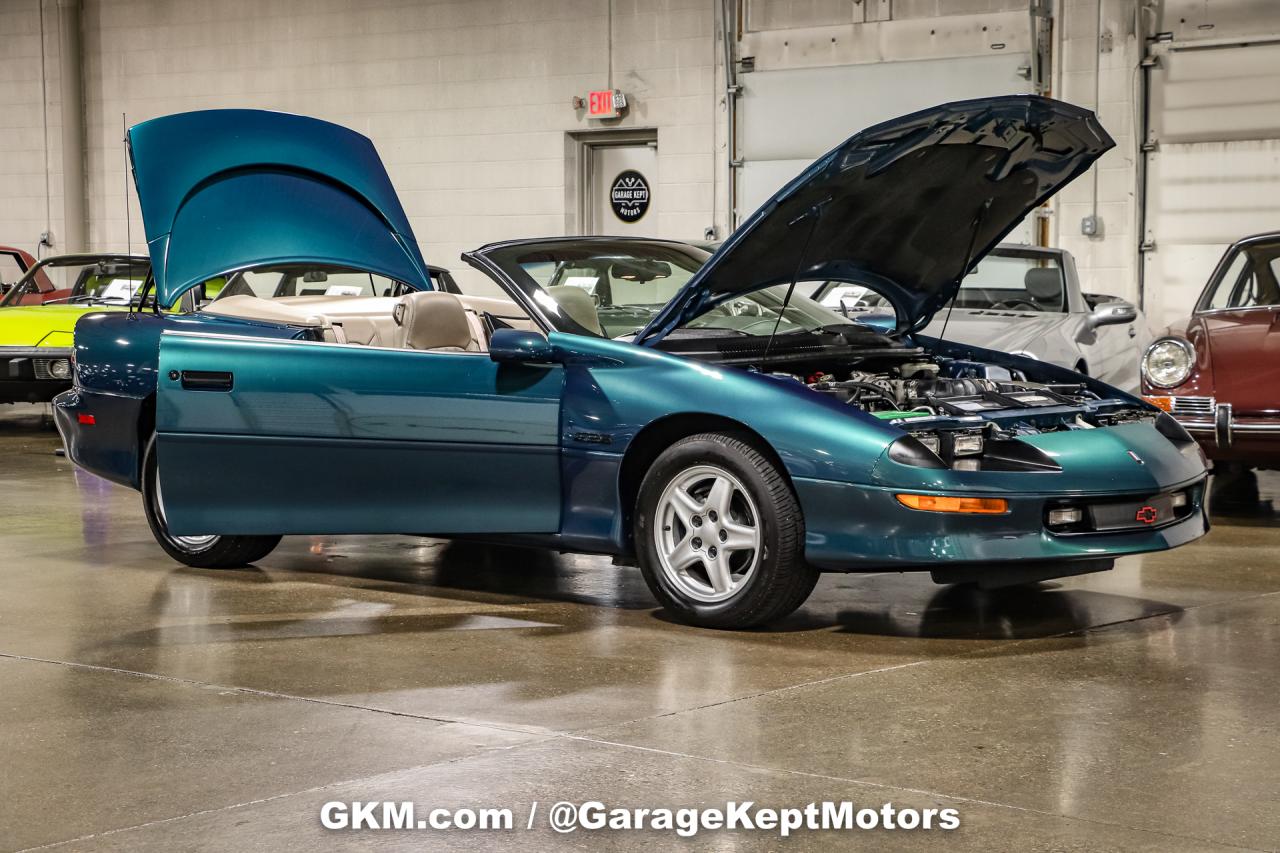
top-left (123, 113), bottom-right (130, 257)
top-left (124, 112), bottom-right (138, 314)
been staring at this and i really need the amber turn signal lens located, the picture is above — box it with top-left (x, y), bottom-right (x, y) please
top-left (895, 494), bottom-right (1008, 514)
top-left (1142, 395), bottom-right (1174, 412)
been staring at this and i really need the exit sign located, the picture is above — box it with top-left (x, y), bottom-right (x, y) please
top-left (587, 89), bottom-right (627, 119)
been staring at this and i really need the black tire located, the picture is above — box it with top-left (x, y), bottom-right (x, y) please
top-left (1210, 462), bottom-right (1259, 505)
top-left (634, 432), bottom-right (818, 629)
top-left (141, 436), bottom-right (281, 568)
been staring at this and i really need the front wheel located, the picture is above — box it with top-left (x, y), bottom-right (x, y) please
top-left (635, 433), bottom-right (818, 629)
top-left (141, 437), bottom-right (281, 568)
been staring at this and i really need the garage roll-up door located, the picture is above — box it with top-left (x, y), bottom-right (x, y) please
top-left (1143, 41), bottom-right (1280, 329)
top-left (738, 53), bottom-right (1035, 237)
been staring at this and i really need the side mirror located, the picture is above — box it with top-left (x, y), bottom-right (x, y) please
top-left (489, 328), bottom-right (556, 364)
top-left (1089, 300), bottom-right (1137, 328)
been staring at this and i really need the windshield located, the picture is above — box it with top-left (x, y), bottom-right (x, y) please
top-left (950, 251), bottom-right (1065, 312)
top-left (1200, 238), bottom-right (1280, 311)
top-left (206, 265), bottom-right (416, 303)
top-left (806, 248), bottom-right (1066, 324)
top-left (682, 284), bottom-right (854, 337)
top-left (483, 239), bottom-right (853, 339)
top-left (807, 282), bottom-right (893, 313)
top-left (0, 256), bottom-right (151, 308)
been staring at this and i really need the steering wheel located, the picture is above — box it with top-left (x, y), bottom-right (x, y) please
top-left (990, 299), bottom-right (1043, 312)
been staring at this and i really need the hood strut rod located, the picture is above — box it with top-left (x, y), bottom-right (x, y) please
top-left (937, 197), bottom-right (993, 344)
top-left (761, 205), bottom-right (823, 364)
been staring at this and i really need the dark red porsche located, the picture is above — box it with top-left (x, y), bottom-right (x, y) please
top-left (1142, 232), bottom-right (1280, 472)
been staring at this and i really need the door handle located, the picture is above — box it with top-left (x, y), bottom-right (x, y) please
top-left (179, 370), bottom-right (234, 392)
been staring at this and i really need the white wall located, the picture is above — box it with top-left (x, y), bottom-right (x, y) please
top-left (1050, 0), bottom-right (1144, 305)
top-left (1051, 0), bottom-right (1280, 316)
top-left (5, 0), bottom-right (725, 295)
top-left (734, 0), bottom-right (1174, 312)
top-left (8, 0), bottom-right (1279, 312)
top-left (0, 0), bottom-right (62, 260)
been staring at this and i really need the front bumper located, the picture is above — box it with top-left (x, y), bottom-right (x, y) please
top-left (1155, 396), bottom-right (1280, 464)
top-left (0, 347), bottom-right (74, 402)
top-left (796, 475), bottom-right (1209, 573)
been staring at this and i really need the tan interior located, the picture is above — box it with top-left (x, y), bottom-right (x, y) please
top-left (546, 285), bottom-right (603, 335)
top-left (202, 291), bottom-right (534, 352)
top-left (393, 291), bottom-right (474, 351)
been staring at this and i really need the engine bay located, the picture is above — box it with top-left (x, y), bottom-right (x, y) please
top-left (758, 347), bottom-right (1161, 471)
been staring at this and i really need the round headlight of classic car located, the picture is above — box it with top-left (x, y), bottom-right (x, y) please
top-left (1142, 337), bottom-right (1195, 388)
top-left (48, 359), bottom-right (72, 380)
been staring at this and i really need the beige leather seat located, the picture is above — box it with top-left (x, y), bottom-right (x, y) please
top-left (393, 291), bottom-right (477, 351)
top-left (329, 316), bottom-right (379, 346)
top-left (547, 285), bottom-right (603, 335)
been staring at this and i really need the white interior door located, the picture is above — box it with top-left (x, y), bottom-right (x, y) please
top-left (590, 143), bottom-right (659, 235)
top-left (1143, 42), bottom-right (1280, 329)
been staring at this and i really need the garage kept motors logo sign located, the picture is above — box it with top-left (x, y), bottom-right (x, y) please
top-left (610, 170), bottom-right (650, 222)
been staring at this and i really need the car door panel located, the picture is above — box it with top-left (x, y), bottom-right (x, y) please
top-left (155, 332), bottom-right (563, 536)
top-left (1091, 316), bottom-right (1144, 390)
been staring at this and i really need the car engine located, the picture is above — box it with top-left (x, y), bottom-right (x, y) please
top-left (761, 353), bottom-right (1166, 472)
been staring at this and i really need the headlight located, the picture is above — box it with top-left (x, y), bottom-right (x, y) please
top-left (911, 433), bottom-right (941, 455)
top-left (1142, 338), bottom-right (1194, 388)
top-left (33, 358), bottom-right (72, 380)
top-left (895, 431), bottom-right (987, 469)
top-left (888, 435), bottom-right (946, 469)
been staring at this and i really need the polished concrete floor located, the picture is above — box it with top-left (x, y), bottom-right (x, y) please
top-left (2, 403), bottom-right (1279, 851)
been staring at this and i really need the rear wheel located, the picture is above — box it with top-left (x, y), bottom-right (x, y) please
top-left (635, 432), bottom-right (818, 629)
top-left (141, 437), bottom-right (281, 568)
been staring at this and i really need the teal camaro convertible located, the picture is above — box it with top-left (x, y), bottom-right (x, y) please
top-left (55, 96), bottom-right (1208, 629)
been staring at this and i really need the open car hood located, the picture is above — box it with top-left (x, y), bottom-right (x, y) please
top-left (128, 110), bottom-right (432, 308)
top-left (636, 95), bottom-right (1112, 344)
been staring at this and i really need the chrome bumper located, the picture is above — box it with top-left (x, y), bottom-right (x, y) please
top-left (1176, 402), bottom-right (1280, 448)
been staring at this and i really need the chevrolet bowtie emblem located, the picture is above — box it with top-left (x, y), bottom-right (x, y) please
top-left (1127, 451), bottom-right (1145, 464)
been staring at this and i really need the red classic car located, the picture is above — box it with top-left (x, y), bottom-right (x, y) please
top-left (1, 246), bottom-right (36, 293)
top-left (1142, 232), bottom-right (1280, 471)
top-left (0, 246), bottom-right (59, 303)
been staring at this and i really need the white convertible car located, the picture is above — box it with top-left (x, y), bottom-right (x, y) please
top-left (808, 244), bottom-right (1151, 392)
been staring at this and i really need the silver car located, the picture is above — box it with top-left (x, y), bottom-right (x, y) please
top-left (808, 244), bottom-right (1149, 391)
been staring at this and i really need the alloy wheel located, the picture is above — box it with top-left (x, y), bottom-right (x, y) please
top-left (654, 464), bottom-right (761, 603)
top-left (153, 471), bottom-right (219, 551)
